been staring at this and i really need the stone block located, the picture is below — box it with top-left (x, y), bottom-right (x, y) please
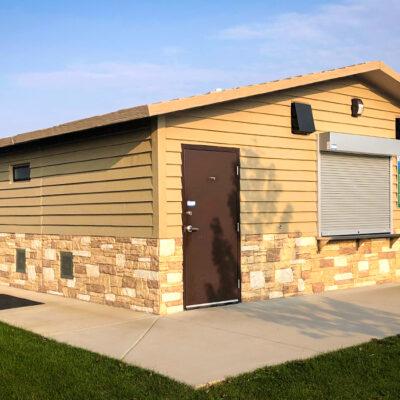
top-left (295, 237), bottom-right (316, 247)
top-left (159, 239), bottom-right (176, 257)
top-left (334, 256), bottom-right (347, 268)
top-left (269, 291), bottom-right (283, 299)
top-left (122, 287), bottom-right (136, 298)
top-left (116, 254), bottom-right (126, 267)
top-left (86, 264), bottom-right (100, 278)
top-left (334, 272), bottom-right (353, 281)
top-left (131, 304), bottom-right (153, 313)
top-left (320, 258), bottom-right (334, 268)
top-left (275, 268), bottom-right (293, 284)
top-left (266, 248), bottom-right (280, 262)
top-left (81, 236), bottom-right (91, 245)
top-left (27, 265), bottom-right (36, 281)
top-left (134, 269), bottom-right (159, 281)
top-left (105, 293), bottom-right (116, 302)
top-left (100, 244), bottom-right (113, 250)
top-left (122, 276), bottom-right (136, 288)
top-left (358, 261), bottom-right (369, 272)
top-left (131, 238), bottom-right (147, 245)
top-left (99, 264), bottom-right (116, 275)
top-left (31, 240), bottom-right (41, 249)
top-left (73, 250), bottom-right (91, 258)
top-left (379, 259), bottom-right (390, 274)
top-left (166, 305), bottom-right (184, 314)
top-left (379, 251), bottom-right (395, 259)
top-left (75, 265), bottom-right (86, 275)
top-left (301, 270), bottom-right (311, 280)
top-left (292, 259), bottom-right (306, 265)
top-left (250, 271), bottom-right (265, 289)
top-left (77, 294), bottom-right (90, 302)
top-left (138, 257), bottom-right (151, 263)
top-left (44, 249), bottom-right (56, 261)
top-left (161, 292), bottom-right (181, 302)
top-left (86, 284), bottom-right (105, 293)
top-left (167, 272), bottom-right (183, 284)
top-left (241, 245), bottom-right (260, 251)
top-left (0, 264), bottom-right (8, 272)
top-left (297, 278), bottom-right (305, 292)
top-left (262, 234), bottom-right (275, 242)
top-left (67, 278), bottom-right (76, 288)
top-left (47, 290), bottom-right (62, 296)
top-left (43, 267), bottom-right (55, 281)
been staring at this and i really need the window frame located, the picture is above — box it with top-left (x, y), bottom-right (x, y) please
top-left (12, 163), bottom-right (31, 182)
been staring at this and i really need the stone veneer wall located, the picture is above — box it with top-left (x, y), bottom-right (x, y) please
top-left (1, 232), bottom-right (399, 314)
top-left (0, 233), bottom-right (183, 315)
top-left (241, 234), bottom-right (400, 300)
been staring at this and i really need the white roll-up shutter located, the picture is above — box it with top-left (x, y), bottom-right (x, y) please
top-left (320, 152), bottom-right (391, 236)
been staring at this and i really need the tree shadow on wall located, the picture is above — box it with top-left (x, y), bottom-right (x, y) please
top-left (242, 147), bottom-right (295, 231)
top-left (205, 148), bottom-right (296, 302)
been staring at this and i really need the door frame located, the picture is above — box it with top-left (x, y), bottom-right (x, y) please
top-left (181, 144), bottom-right (242, 310)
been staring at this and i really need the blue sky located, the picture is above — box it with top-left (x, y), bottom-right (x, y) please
top-left (0, 0), bottom-right (399, 136)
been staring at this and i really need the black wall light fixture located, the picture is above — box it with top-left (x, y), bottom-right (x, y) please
top-left (351, 98), bottom-right (364, 117)
top-left (396, 118), bottom-right (400, 140)
top-left (291, 102), bottom-right (316, 135)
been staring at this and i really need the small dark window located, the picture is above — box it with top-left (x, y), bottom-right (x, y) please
top-left (13, 164), bottom-right (30, 182)
top-left (60, 251), bottom-right (73, 279)
top-left (16, 249), bottom-right (26, 273)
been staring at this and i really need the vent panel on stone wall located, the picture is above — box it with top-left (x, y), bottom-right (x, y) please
top-left (60, 251), bottom-right (73, 279)
top-left (16, 248), bottom-right (26, 273)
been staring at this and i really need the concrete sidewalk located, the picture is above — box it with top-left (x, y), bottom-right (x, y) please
top-left (1, 284), bottom-right (400, 387)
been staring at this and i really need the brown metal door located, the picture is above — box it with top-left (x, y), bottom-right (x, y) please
top-left (182, 145), bottom-right (240, 309)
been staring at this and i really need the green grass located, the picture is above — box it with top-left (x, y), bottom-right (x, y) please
top-left (1, 321), bottom-right (400, 400)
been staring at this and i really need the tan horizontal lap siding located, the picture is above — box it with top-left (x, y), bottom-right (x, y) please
top-left (163, 77), bottom-right (400, 238)
top-left (0, 123), bottom-right (154, 237)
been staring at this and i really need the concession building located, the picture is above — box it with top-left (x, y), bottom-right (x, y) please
top-left (1, 61), bottom-right (400, 314)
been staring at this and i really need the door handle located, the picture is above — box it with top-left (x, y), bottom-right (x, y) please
top-left (185, 225), bottom-right (199, 233)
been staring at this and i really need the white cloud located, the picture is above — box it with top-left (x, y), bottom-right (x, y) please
top-left (219, 0), bottom-right (400, 74)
